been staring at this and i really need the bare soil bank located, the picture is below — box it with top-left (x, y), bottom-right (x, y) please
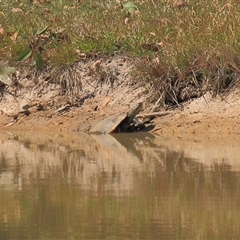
top-left (0, 56), bottom-right (240, 135)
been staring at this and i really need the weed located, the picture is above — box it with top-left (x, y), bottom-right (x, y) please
top-left (17, 25), bottom-right (49, 69)
top-left (1, 0), bottom-right (240, 100)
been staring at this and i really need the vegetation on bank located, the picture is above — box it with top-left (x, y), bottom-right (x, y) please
top-left (1, 0), bottom-right (240, 104)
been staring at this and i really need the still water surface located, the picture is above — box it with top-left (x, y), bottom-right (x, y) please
top-left (0, 131), bottom-right (240, 239)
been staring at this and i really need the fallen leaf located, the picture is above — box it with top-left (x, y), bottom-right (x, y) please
top-left (157, 41), bottom-right (164, 47)
top-left (75, 49), bottom-right (81, 55)
top-left (64, 6), bottom-right (76, 11)
top-left (92, 60), bottom-right (101, 70)
top-left (75, 49), bottom-right (86, 58)
top-left (0, 28), bottom-right (4, 35)
top-left (32, 0), bottom-right (40, 5)
top-left (224, 3), bottom-right (232, 10)
top-left (173, 0), bottom-right (188, 8)
top-left (159, 18), bottom-right (169, 26)
top-left (11, 8), bottom-right (23, 13)
top-left (134, 10), bottom-right (141, 16)
top-left (124, 17), bottom-right (130, 24)
top-left (10, 31), bottom-right (18, 42)
top-left (32, 0), bottom-right (49, 5)
top-left (152, 57), bottom-right (160, 65)
top-left (43, 8), bottom-right (51, 14)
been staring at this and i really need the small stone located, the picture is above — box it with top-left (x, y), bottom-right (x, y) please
top-left (36, 104), bottom-right (44, 111)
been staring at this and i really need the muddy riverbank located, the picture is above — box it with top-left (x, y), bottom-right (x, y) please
top-left (0, 56), bottom-right (240, 135)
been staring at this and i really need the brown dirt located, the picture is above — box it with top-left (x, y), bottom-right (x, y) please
top-left (0, 56), bottom-right (240, 135)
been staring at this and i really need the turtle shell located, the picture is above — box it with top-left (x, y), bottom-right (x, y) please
top-left (89, 113), bottom-right (127, 134)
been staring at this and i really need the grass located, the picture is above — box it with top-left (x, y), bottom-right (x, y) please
top-left (1, 0), bottom-right (240, 103)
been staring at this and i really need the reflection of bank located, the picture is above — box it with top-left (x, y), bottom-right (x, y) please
top-left (0, 172), bottom-right (19, 191)
top-left (0, 131), bottom-right (159, 196)
top-left (85, 133), bottom-right (157, 194)
top-left (153, 134), bottom-right (240, 171)
top-left (2, 131), bottom-right (239, 196)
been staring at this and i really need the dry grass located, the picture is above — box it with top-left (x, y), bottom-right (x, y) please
top-left (1, 0), bottom-right (240, 103)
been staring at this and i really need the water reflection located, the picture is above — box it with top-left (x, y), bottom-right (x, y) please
top-left (0, 131), bottom-right (240, 239)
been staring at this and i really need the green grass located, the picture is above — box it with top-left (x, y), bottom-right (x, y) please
top-left (1, 0), bottom-right (240, 101)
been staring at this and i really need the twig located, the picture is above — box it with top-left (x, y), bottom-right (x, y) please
top-left (137, 111), bottom-right (174, 119)
top-left (150, 92), bottom-right (163, 112)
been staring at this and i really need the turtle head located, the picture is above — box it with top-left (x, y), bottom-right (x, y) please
top-left (127, 102), bottom-right (143, 118)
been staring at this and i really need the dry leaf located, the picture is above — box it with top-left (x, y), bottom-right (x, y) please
top-left (75, 49), bottom-right (81, 55)
top-left (173, 0), bottom-right (188, 8)
top-left (11, 8), bottom-right (23, 13)
top-left (152, 57), bottom-right (160, 65)
top-left (0, 28), bottom-right (4, 36)
top-left (124, 17), bottom-right (130, 24)
top-left (24, 10), bottom-right (31, 16)
top-left (32, 0), bottom-right (40, 5)
top-left (159, 18), bottom-right (169, 26)
top-left (224, 3), bottom-right (232, 10)
top-left (75, 49), bottom-right (86, 58)
top-left (157, 41), bottom-right (164, 47)
top-left (32, 0), bottom-right (49, 4)
top-left (92, 60), bottom-right (101, 70)
top-left (10, 31), bottom-right (18, 42)
top-left (64, 6), bottom-right (76, 11)
top-left (134, 10), bottom-right (141, 16)
top-left (43, 8), bottom-right (51, 14)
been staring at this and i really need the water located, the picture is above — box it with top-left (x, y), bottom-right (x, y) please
top-left (0, 131), bottom-right (240, 239)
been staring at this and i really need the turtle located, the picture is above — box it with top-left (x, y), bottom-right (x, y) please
top-left (89, 102), bottom-right (143, 134)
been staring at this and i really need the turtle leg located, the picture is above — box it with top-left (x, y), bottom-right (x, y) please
top-left (119, 118), bottom-right (146, 133)
top-left (133, 118), bottom-right (145, 129)
top-left (125, 118), bottom-right (145, 132)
